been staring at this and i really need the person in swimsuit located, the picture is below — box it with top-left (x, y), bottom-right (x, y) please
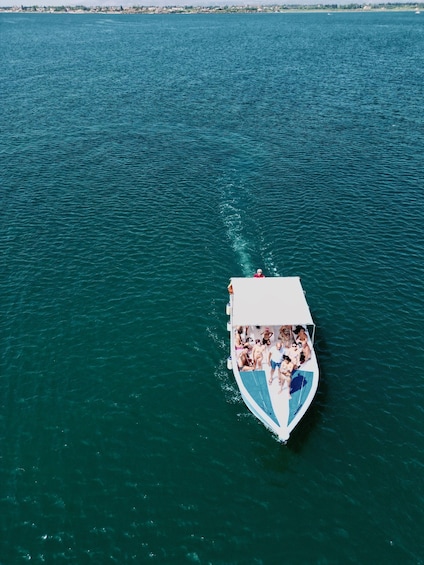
top-left (261, 327), bottom-right (274, 345)
top-left (244, 326), bottom-right (254, 344)
top-left (293, 326), bottom-right (311, 364)
top-left (278, 325), bottom-right (293, 349)
top-left (278, 355), bottom-right (294, 398)
top-left (252, 339), bottom-right (266, 370)
top-left (287, 342), bottom-right (301, 369)
top-left (237, 346), bottom-right (254, 372)
top-left (294, 326), bottom-right (307, 345)
top-left (253, 269), bottom-right (265, 278)
top-left (234, 326), bottom-right (245, 350)
top-left (268, 341), bottom-right (284, 384)
top-left (299, 340), bottom-right (311, 364)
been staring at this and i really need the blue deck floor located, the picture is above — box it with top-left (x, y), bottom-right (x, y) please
top-left (288, 370), bottom-right (313, 424)
top-left (239, 370), bottom-right (279, 425)
top-left (239, 369), bottom-right (313, 427)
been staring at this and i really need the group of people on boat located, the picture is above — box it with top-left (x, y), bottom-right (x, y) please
top-left (235, 324), bottom-right (311, 399)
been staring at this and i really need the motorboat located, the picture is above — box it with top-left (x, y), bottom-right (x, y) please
top-left (226, 276), bottom-right (319, 443)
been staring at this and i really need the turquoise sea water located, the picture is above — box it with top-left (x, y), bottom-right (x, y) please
top-left (1, 11), bottom-right (424, 564)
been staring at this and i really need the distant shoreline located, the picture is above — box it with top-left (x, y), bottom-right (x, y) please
top-left (1, 4), bottom-right (423, 15)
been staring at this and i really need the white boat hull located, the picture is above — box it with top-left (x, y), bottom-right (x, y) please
top-left (227, 276), bottom-right (319, 443)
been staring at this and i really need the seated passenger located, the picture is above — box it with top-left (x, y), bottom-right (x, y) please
top-left (278, 326), bottom-right (293, 349)
top-left (244, 326), bottom-right (254, 344)
top-left (237, 346), bottom-right (254, 372)
top-left (298, 340), bottom-right (311, 365)
top-left (278, 355), bottom-right (294, 398)
top-left (278, 325), bottom-right (291, 338)
top-left (294, 326), bottom-right (308, 346)
top-left (234, 326), bottom-right (245, 350)
top-left (293, 326), bottom-right (311, 364)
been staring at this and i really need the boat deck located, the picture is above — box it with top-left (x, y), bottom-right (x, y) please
top-left (232, 324), bottom-right (318, 440)
top-left (240, 364), bottom-right (314, 428)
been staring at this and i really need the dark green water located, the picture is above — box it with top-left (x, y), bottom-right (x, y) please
top-left (1, 11), bottom-right (424, 564)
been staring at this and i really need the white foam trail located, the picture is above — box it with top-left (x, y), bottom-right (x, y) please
top-left (219, 183), bottom-right (254, 277)
top-left (219, 178), bottom-right (283, 278)
top-left (265, 251), bottom-right (281, 277)
top-left (258, 232), bottom-right (281, 277)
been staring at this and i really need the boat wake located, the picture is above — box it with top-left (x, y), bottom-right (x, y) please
top-left (219, 179), bottom-right (255, 277)
top-left (219, 177), bottom-right (284, 278)
top-left (258, 231), bottom-right (282, 277)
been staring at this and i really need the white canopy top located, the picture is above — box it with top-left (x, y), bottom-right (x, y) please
top-left (230, 276), bottom-right (314, 327)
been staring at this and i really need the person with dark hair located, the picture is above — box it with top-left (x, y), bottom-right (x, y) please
top-left (294, 327), bottom-right (311, 364)
top-left (295, 326), bottom-right (308, 346)
top-left (234, 326), bottom-right (245, 350)
top-left (287, 342), bottom-right (301, 369)
top-left (261, 327), bottom-right (274, 345)
top-left (298, 340), bottom-right (311, 365)
top-left (237, 346), bottom-right (254, 372)
top-left (278, 355), bottom-right (294, 398)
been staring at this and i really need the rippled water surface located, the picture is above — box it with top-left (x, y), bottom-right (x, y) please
top-left (1, 11), bottom-right (424, 564)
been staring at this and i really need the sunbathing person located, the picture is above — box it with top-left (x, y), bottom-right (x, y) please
top-left (278, 355), bottom-right (294, 397)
